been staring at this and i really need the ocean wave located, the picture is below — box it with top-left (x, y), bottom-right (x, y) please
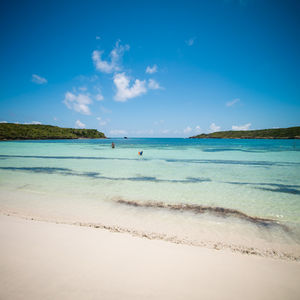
top-left (1, 210), bottom-right (298, 262)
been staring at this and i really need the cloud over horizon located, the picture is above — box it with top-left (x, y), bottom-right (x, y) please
top-left (75, 120), bottom-right (86, 128)
top-left (183, 126), bottom-right (192, 134)
top-left (96, 116), bottom-right (108, 126)
top-left (209, 123), bottom-right (221, 132)
top-left (195, 125), bottom-right (201, 133)
top-left (109, 129), bottom-right (127, 136)
top-left (232, 123), bottom-right (251, 130)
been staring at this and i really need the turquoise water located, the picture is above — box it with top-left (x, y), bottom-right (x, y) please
top-left (1, 138), bottom-right (300, 258)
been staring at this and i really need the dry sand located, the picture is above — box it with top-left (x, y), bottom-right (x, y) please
top-left (1, 214), bottom-right (300, 300)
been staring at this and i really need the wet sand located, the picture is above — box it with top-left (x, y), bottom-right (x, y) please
top-left (1, 214), bottom-right (300, 300)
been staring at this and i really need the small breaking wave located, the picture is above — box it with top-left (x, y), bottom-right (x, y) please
top-left (1, 209), bottom-right (298, 262)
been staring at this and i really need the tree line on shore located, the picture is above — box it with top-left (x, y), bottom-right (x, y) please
top-left (190, 126), bottom-right (300, 139)
top-left (0, 123), bottom-right (106, 140)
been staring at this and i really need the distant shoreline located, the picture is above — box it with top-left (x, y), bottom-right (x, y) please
top-left (0, 137), bottom-right (107, 141)
top-left (1, 137), bottom-right (299, 141)
top-left (189, 136), bottom-right (300, 140)
top-left (190, 126), bottom-right (300, 139)
top-left (0, 123), bottom-right (106, 140)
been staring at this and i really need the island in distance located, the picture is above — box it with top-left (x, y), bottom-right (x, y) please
top-left (190, 126), bottom-right (300, 139)
top-left (0, 123), bottom-right (106, 140)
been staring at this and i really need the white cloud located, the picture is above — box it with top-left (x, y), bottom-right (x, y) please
top-left (183, 126), bottom-right (192, 134)
top-left (185, 37), bottom-right (196, 46)
top-left (148, 79), bottom-right (161, 90)
top-left (0, 121), bottom-right (7, 123)
top-left (113, 73), bottom-right (147, 102)
top-left (63, 91), bottom-right (92, 115)
top-left (161, 129), bottom-right (170, 134)
top-left (95, 93), bottom-right (104, 101)
top-left (100, 106), bottom-right (112, 114)
top-left (77, 75), bottom-right (99, 82)
top-left (209, 123), bottom-right (221, 132)
top-left (195, 125), bottom-right (201, 133)
top-left (32, 74), bottom-right (47, 84)
top-left (226, 98), bottom-right (240, 107)
top-left (232, 123), bottom-right (251, 131)
top-left (24, 121), bottom-right (42, 125)
top-left (92, 50), bottom-right (115, 73)
top-left (78, 86), bottom-right (87, 91)
top-left (132, 129), bottom-right (154, 136)
top-left (75, 120), bottom-right (86, 128)
top-left (93, 86), bottom-right (104, 101)
top-left (92, 40), bottom-right (129, 73)
top-left (146, 65), bottom-right (157, 74)
top-left (96, 117), bottom-right (108, 126)
top-left (154, 120), bottom-right (164, 125)
top-left (109, 129), bottom-right (127, 136)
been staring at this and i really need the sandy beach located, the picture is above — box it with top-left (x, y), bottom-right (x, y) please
top-left (1, 214), bottom-right (300, 300)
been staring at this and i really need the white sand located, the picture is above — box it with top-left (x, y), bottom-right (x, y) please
top-left (1, 214), bottom-right (300, 300)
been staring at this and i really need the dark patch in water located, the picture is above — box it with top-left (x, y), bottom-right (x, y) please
top-left (0, 154), bottom-right (135, 161)
top-left (202, 148), bottom-right (262, 153)
top-left (128, 176), bottom-right (157, 182)
top-left (0, 166), bottom-right (209, 184)
top-left (0, 166), bottom-right (99, 178)
top-left (165, 158), bottom-right (297, 167)
top-left (228, 181), bottom-right (300, 188)
top-left (116, 199), bottom-right (287, 229)
top-left (82, 171), bottom-right (101, 178)
top-left (185, 177), bottom-right (210, 183)
top-left (255, 187), bottom-right (300, 195)
top-left (227, 181), bottom-right (300, 195)
top-left (0, 166), bottom-right (72, 174)
top-left (1, 154), bottom-right (298, 167)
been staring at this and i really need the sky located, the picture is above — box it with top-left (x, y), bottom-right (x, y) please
top-left (0, 0), bottom-right (299, 137)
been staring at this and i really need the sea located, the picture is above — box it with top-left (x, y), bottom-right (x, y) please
top-left (0, 138), bottom-right (300, 259)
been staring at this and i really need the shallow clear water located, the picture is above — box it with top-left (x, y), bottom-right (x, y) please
top-left (1, 138), bottom-right (300, 258)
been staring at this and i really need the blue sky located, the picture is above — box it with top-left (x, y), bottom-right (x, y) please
top-left (0, 0), bottom-right (299, 137)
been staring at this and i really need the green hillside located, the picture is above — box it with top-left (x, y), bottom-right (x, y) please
top-left (0, 123), bottom-right (106, 140)
top-left (190, 126), bottom-right (300, 139)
